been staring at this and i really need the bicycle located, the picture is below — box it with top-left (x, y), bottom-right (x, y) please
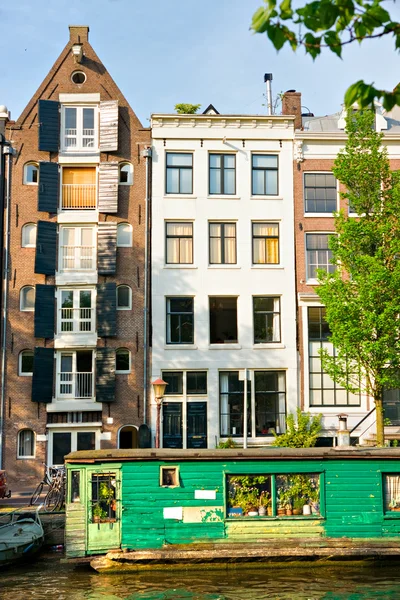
top-left (43, 466), bottom-right (66, 512)
top-left (30, 463), bottom-right (56, 506)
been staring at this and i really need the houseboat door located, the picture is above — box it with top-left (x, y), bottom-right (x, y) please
top-left (87, 469), bottom-right (121, 554)
top-left (187, 401), bottom-right (207, 448)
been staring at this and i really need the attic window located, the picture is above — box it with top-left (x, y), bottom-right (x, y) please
top-left (71, 71), bottom-right (86, 85)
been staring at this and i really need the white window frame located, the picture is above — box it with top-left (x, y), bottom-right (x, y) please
top-left (305, 232), bottom-right (336, 284)
top-left (303, 172), bottom-right (338, 215)
top-left (59, 226), bottom-right (96, 272)
top-left (56, 350), bottom-right (95, 400)
top-left (23, 162), bottom-right (39, 185)
top-left (119, 162), bottom-right (134, 185)
top-left (117, 223), bottom-right (133, 247)
top-left (19, 350), bottom-right (34, 377)
top-left (48, 428), bottom-right (100, 467)
top-left (17, 429), bottom-right (36, 459)
top-left (20, 286), bottom-right (35, 312)
top-left (57, 288), bottom-right (96, 334)
top-left (115, 348), bottom-right (131, 374)
top-left (60, 104), bottom-right (98, 152)
top-left (117, 285), bottom-right (132, 310)
top-left (21, 223), bottom-right (37, 248)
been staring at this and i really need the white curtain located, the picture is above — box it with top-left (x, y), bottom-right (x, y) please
top-left (272, 297), bottom-right (280, 341)
top-left (386, 475), bottom-right (400, 509)
top-left (277, 372), bottom-right (286, 433)
top-left (167, 223), bottom-right (192, 263)
top-left (220, 373), bottom-right (230, 436)
top-left (224, 224), bottom-right (236, 263)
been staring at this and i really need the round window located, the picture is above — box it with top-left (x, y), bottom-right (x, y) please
top-left (71, 71), bottom-right (86, 85)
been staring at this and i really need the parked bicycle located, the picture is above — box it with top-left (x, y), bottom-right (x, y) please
top-left (30, 464), bottom-right (66, 512)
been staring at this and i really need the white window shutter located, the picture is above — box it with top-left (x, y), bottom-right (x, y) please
top-left (99, 100), bottom-right (119, 152)
top-left (98, 162), bottom-right (119, 213)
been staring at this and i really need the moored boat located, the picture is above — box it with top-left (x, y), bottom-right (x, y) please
top-left (0, 506), bottom-right (44, 567)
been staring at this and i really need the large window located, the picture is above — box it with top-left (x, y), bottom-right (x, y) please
top-left (62, 167), bottom-right (96, 210)
top-left (62, 106), bottom-right (96, 151)
top-left (253, 297), bottom-right (281, 343)
top-left (220, 371), bottom-right (250, 437)
top-left (166, 297), bottom-right (194, 344)
top-left (227, 473), bottom-right (320, 518)
top-left (209, 154), bottom-right (235, 195)
top-left (162, 371), bottom-right (207, 395)
top-left (254, 371), bottom-right (286, 436)
top-left (308, 307), bottom-right (360, 406)
top-left (209, 297), bottom-right (238, 344)
top-left (209, 223), bottom-right (236, 264)
top-left (166, 222), bottom-right (193, 264)
top-left (17, 429), bottom-right (35, 458)
top-left (304, 173), bottom-right (337, 213)
top-left (306, 233), bottom-right (335, 281)
top-left (252, 154), bottom-right (278, 196)
top-left (166, 153), bottom-right (193, 194)
top-left (59, 226), bottom-right (95, 271)
top-left (252, 223), bottom-right (279, 265)
top-left (59, 289), bottom-right (94, 333)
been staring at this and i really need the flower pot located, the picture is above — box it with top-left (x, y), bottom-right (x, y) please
top-left (286, 508), bottom-right (293, 515)
top-left (248, 511), bottom-right (258, 517)
top-left (293, 509), bottom-right (301, 515)
top-left (258, 506), bottom-right (267, 516)
top-left (303, 504), bottom-right (311, 516)
top-left (311, 502), bottom-right (320, 515)
top-left (267, 507), bottom-right (273, 516)
top-left (93, 516), bottom-right (100, 523)
top-left (277, 508), bottom-right (285, 516)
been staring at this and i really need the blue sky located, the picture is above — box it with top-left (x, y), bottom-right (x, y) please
top-left (0, 0), bottom-right (399, 125)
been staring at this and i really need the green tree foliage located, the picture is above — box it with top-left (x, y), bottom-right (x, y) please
top-left (317, 109), bottom-right (400, 446)
top-left (174, 103), bottom-right (201, 114)
top-left (273, 409), bottom-right (322, 447)
top-left (251, 1), bottom-right (400, 109)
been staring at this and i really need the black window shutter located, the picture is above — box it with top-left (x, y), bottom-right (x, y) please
top-left (34, 285), bottom-right (55, 339)
top-left (34, 221), bottom-right (57, 275)
top-left (38, 162), bottom-right (59, 212)
top-left (32, 347), bottom-right (54, 403)
top-left (96, 348), bottom-right (116, 403)
top-left (97, 222), bottom-right (117, 274)
top-left (38, 99), bottom-right (60, 152)
top-left (97, 283), bottom-right (117, 337)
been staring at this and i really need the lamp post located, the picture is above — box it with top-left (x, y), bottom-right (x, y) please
top-left (152, 378), bottom-right (168, 449)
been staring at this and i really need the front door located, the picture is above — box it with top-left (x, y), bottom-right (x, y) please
top-left (87, 469), bottom-right (121, 553)
top-left (187, 402), bottom-right (207, 448)
top-left (163, 402), bottom-right (183, 448)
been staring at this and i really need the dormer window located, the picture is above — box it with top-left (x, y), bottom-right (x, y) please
top-left (61, 106), bottom-right (97, 151)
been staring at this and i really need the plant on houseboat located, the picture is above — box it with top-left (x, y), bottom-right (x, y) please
top-left (99, 482), bottom-right (115, 504)
top-left (92, 503), bottom-right (107, 523)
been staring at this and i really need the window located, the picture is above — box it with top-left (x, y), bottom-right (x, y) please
top-left (166, 297), bottom-right (194, 344)
top-left (57, 350), bottom-right (93, 399)
top-left (62, 105), bottom-right (96, 151)
top-left (117, 285), bottom-right (132, 310)
top-left (163, 372), bottom-right (183, 394)
top-left (23, 162), bottom-right (38, 185)
top-left (62, 167), bottom-right (96, 210)
top-left (306, 234), bottom-right (335, 281)
top-left (252, 223), bottom-right (279, 264)
top-left (254, 371), bottom-right (286, 436)
top-left (253, 297), bottom-right (281, 343)
top-left (252, 154), bottom-right (278, 196)
top-left (20, 286), bottom-right (35, 312)
top-left (209, 223), bottom-right (236, 264)
top-left (59, 289), bottom-right (94, 333)
top-left (22, 223), bottom-right (37, 248)
top-left (119, 162), bottom-right (133, 185)
top-left (59, 226), bottom-right (95, 271)
top-left (90, 473), bottom-right (117, 523)
top-left (70, 471), bottom-right (81, 503)
top-left (220, 371), bottom-right (249, 437)
top-left (116, 348), bottom-right (130, 373)
top-left (160, 466), bottom-right (180, 487)
top-left (187, 371), bottom-right (207, 395)
top-left (117, 223), bottom-right (132, 247)
top-left (308, 307), bottom-right (360, 406)
top-left (209, 154), bottom-right (235, 195)
top-left (210, 297), bottom-right (238, 344)
top-left (166, 153), bottom-right (193, 194)
top-left (304, 173), bottom-right (337, 213)
top-left (166, 222), bottom-right (193, 264)
top-left (162, 371), bottom-right (207, 395)
top-left (19, 350), bottom-right (34, 376)
top-left (71, 71), bottom-right (86, 85)
top-left (17, 429), bottom-right (35, 458)
top-left (384, 474), bottom-right (400, 513)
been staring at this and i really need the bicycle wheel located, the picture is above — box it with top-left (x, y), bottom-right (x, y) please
top-left (44, 487), bottom-right (61, 512)
top-left (30, 481), bottom-right (44, 506)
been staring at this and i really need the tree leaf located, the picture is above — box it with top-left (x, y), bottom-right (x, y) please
top-left (324, 30), bottom-right (342, 57)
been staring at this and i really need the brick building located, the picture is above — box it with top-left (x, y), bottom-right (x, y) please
top-left (2, 25), bottom-right (150, 485)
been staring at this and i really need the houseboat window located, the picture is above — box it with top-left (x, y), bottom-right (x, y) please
top-left (91, 473), bottom-right (117, 523)
top-left (227, 473), bottom-right (320, 518)
top-left (70, 471), bottom-right (81, 503)
top-left (384, 474), bottom-right (400, 513)
top-left (160, 466), bottom-right (180, 487)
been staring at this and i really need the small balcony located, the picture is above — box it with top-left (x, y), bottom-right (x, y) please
top-left (62, 184), bottom-right (96, 210)
top-left (58, 371), bottom-right (93, 399)
top-left (59, 307), bottom-right (95, 334)
top-left (60, 246), bottom-right (95, 271)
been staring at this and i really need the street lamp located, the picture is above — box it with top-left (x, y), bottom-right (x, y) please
top-left (152, 378), bottom-right (168, 449)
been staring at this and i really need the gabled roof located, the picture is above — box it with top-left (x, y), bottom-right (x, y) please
top-left (202, 104), bottom-right (220, 115)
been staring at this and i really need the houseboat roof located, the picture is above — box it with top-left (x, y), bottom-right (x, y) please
top-left (64, 447), bottom-right (400, 464)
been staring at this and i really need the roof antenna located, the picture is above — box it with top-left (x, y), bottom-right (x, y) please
top-left (264, 73), bottom-right (273, 115)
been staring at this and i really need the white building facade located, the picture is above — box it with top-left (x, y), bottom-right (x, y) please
top-left (150, 112), bottom-right (298, 449)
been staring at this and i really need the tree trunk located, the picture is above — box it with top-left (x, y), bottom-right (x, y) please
top-left (375, 390), bottom-right (385, 447)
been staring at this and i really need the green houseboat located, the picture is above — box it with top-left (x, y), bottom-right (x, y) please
top-left (64, 447), bottom-right (400, 570)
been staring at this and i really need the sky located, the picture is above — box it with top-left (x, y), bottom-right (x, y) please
top-left (0, 0), bottom-right (399, 126)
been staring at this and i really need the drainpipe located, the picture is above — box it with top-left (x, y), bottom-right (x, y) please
top-left (0, 142), bottom-right (13, 469)
top-left (142, 146), bottom-right (152, 425)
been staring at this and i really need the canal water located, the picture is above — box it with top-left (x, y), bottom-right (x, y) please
top-left (4, 554), bottom-right (400, 599)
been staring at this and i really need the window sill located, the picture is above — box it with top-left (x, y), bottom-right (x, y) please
top-left (306, 279), bottom-right (320, 286)
top-left (209, 343), bottom-right (241, 350)
top-left (164, 265), bottom-right (198, 269)
top-left (304, 213), bottom-right (335, 218)
top-left (164, 344), bottom-right (198, 350)
top-left (253, 343), bottom-right (285, 349)
top-left (207, 195), bottom-right (241, 200)
top-left (251, 196), bottom-right (283, 201)
top-left (208, 265), bottom-right (241, 269)
top-left (164, 195), bottom-right (197, 200)
top-left (251, 265), bottom-right (283, 269)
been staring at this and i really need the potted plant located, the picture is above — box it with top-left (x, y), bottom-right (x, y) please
top-left (99, 481), bottom-right (115, 504)
top-left (293, 497), bottom-right (304, 515)
top-left (93, 503), bottom-right (107, 523)
top-left (258, 491), bottom-right (270, 516)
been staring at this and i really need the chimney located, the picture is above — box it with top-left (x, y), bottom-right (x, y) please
top-left (282, 90), bottom-right (302, 130)
top-left (69, 25), bottom-right (89, 44)
top-left (0, 105), bottom-right (9, 137)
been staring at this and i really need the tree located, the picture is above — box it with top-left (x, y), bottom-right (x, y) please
top-left (251, 1), bottom-right (400, 110)
top-left (317, 109), bottom-right (400, 446)
top-left (273, 409), bottom-right (322, 447)
top-left (174, 103), bottom-right (201, 114)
